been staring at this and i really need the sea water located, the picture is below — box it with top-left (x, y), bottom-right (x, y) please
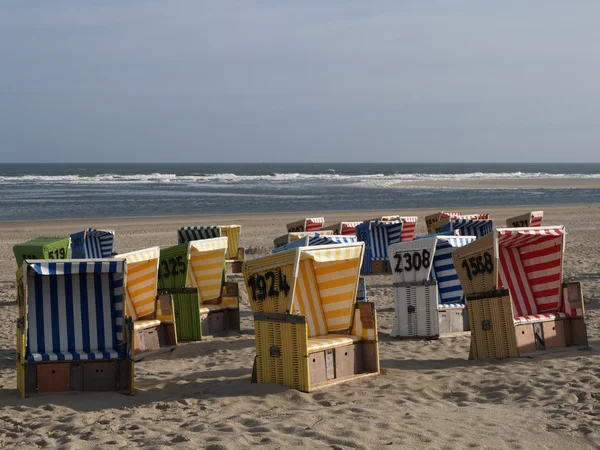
top-left (1, 163), bottom-right (600, 221)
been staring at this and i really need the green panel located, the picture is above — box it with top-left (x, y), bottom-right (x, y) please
top-left (173, 293), bottom-right (202, 341)
top-left (13, 237), bottom-right (71, 267)
top-left (157, 243), bottom-right (189, 290)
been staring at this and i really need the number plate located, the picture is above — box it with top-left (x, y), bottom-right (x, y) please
top-left (245, 264), bottom-right (294, 314)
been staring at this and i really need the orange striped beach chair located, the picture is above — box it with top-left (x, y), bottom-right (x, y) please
top-left (116, 247), bottom-right (177, 359)
top-left (506, 211), bottom-right (543, 228)
top-left (452, 226), bottom-right (587, 359)
top-left (243, 242), bottom-right (379, 392)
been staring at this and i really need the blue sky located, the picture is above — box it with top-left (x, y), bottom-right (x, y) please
top-left (1, 1), bottom-right (599, 163)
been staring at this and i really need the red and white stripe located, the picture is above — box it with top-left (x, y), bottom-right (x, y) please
top-left (305, 217), bottom-right (325, 232)
top-left (400, 216), bottom-right (418, 242)
top-left (513, 311), bottom-right (567, 324)
top-left (497, 227), bottom-right (565, 317)
top-left (459, 213), bottom-right (489, 220)
top-left (340, 222), bottom-right (362, 236)
top-left (440, 211), bottom-right (461, 220)
top-left (529, 211), bottom-right (544, 227)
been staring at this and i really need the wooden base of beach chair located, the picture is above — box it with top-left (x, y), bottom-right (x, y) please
top-left (133, 322), bottom-right (178, 360)
top-left (20, 359), bottom-right (133, 397)
top-left (308, 341), bottom-right (380, 390)
top-left (370, 260), bottom-right (391, 274)
top-left (226, 259), bottom-right (243, 275)
top-left (516, 318), bottom-right (588, 356)
top-left (438, 307), bottom-right (470, 334)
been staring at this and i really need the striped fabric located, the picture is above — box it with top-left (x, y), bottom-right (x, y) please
top-left (295, 259), bottom-right (328, 337)
top-left (305, 218), bottom-right (325, 232)
top-left (177, 226), bottom-right (221, 244)
top-left (438, 303), bottom-right (465, 309)
top-left (562, 284), bottom-right (583, 317)
top-left (25, 260), bottom-right (125, 362)
top-left (312, 258), bottom-right (361, 332)
top-left (307, 335), bottom-right (359, 353)
top-left (441, 219), bottom-right (493, 239)
top-left (336, 222), bottom-right (362, 236)
top-left (513, 312), bottom-right (567, 324)
top-left (368, 221), bottom-right (403, 260)
top-left (219, 295), bottom-right (239, 309)
top-left (459, 213), bottom-right (489, 220)
top-left (187, 237), bottom-right (228, 302)
top-left (441, 211), bottom-right (462, 220)
top-left (116, 247), bottom-right (160, 320)
top-left (70, 229), bottom-right (115, 259)
top-left (219, 225), bottom-right (241, 260)
top-left (273, 234), bottom-right (357, 254)
top-left (497, 227), bottom-right (565, 317)
top-left (400, 217), bottom-right (418, 242)
top-left (289, 230), bottom-right (333, 242)
top-left (530, 211), bottom-right (544, 227)
top-left (431, 237), bottom-right (476, 305)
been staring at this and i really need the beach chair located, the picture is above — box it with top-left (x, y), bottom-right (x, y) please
top-left (16, 259), bottom-right (133, 397)
top-left (424, 212), bottom-right (462, 234)
top-left (273, 233), bottom-right (357, 253)
top-left (178, 225), bottom-right (244, 274)
top-left (321, 221), bottom-right (363, 236)
top-left (70, 228), bottom-right (115, 258)
top-left (158, 237), bottom-right (240, 341)
top-left (388, 235), bottom-right (476, 339)
top-left (116, 247), bottom-right (177, 358)
top-left (367, 216), bottom-right (419, 242)
top-left (273, 230), bottom-right (333, 251)
top-left (452, 226), bottom-right (587, 359)
top-left (286, 217), bottom-right (325, 233)
top-left (432, 218), bottom-right (494, 238)
top-left (13, 237), bottom-right (71, 267)
top-left (506, 211), bottom-right (544, 228)
top-left (355, 220), bottom-right (404, 274)
top-left (243, 242), bottom-right (379, 392)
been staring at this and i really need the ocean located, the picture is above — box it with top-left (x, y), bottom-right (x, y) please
top-left (1, 163), bottom-right (600, 221)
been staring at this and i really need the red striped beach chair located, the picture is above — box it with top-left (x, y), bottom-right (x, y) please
top-left (321, 221), bottom-right (363, 236)
top-left (506, 211), bottom-right (544, 228)
top-left (452, 226), bottom-right (587, 359)
top-left (286, 217), bottom-right (325, 233)
top-left (16, 259), bottom-right (133, 397)
top-left (116, 247), bottom-right (177, 359)
top-left (243, 242), bottom-right (379, 392)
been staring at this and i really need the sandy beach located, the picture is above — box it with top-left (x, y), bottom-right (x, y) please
top-left (1, 204), bottom-right (600, 449)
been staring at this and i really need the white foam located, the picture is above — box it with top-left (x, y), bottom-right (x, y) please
top-left (1, 171), bottom-right (599, 186)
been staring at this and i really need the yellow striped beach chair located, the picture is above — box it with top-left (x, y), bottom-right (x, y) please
top-left (178, 225), bottom-right (245, 274)
top-left (116, 247), bottom-right (177, 359)
top-left (243, 242), bottom-right (379, 392)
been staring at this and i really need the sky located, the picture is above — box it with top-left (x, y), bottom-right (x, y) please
top-left (1, 1), bottom-right (599, 163)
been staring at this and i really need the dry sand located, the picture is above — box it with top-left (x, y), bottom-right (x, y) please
top-left (1, 205), bottom-right (600, 449)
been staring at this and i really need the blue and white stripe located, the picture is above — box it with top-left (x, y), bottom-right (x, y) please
top-left (440, 219), bottom-right (493, 239)
top-left (431, 237), bottom-right (475, 305)
top-left (25, 260), bottom-right (125, 362)
top-left (272, 234), bottom-right (356, 253)
top-left (370, 221), bottom-right (403, 260)
top-left (71, 229), bottom-right (115, 259)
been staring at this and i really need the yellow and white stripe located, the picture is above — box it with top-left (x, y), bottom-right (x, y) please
top-left (134, 319), bottom-right (161, 330)
top-left (301, 243), bottom-right (364, 264)
top-left (187, 237), bottom-right (228, 302)
top-left (116, 247), bottom-right (160, 320)
top-left (289, 230), bottom-right (333, 242)
top-left (351, 308), bottom-right (376, 341)
top-left (219, 225), bottom-right (241, 260)
top-left (295, 259), bottom-right (328, 337)
top-left (307, 334), bottom-right (359, 353)
top-left (312, 258), bottom-right (361, 331)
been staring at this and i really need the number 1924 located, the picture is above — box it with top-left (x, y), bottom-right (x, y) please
top-left (247, 269), bottom-right (291, 302)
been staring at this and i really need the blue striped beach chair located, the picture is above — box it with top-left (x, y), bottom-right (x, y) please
top-left (70, 228), bottom-right (115, 258)
top-left (437, 218), bottom-right (493, 238)
top-left (16, 259), bottom-right (133, 397)
top-left (273, 233), bottom-right (357, 254)
top-left (387, 235), bottom-right (475, 338)
top-left (273, 230), bottom-right (334, 251)
top-left (355, 220), bottom-right (404, 274)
